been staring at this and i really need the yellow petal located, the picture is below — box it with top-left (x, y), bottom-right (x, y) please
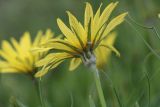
top-left (95, 46), bottom-right (106, 69)
top-left (91, 5), bottom-right (102, 32)
top-left (11, 38), bottom-right (22, 54)
top-left (35, 53), bottom-right (72, 77)
top-left (0, 59), bottom-right (28, 73)
top-left (0, 60), bottom-right (20, 73)
top-left (0, 68), bottom-right (19, 73)
top-left (67, 11), bottom-right (87, 47)
top-left (20, 32), bottom-right (31, 50)
top-left (99, 44), bottom-right (120, 57)
top-left (2, 40), bottom-right (17, 57)
top-left (84, 2), bottom-right (93, 31)
top-left (57, 18), bottom-right (80, 48)
top-left (91, 4), bottom-right (102, 40)
top-left (91, 2), bottom-right (118, 43)
top-left (41, 29), bottom-right (54, 44)
top-left (100, 32), bottom-right (117, 45)
top-left (101, 12), bottom-right (128, 40)
top-left (57, 18), bottom-right (74, 40)
top-left (36, 53), bottom-right (56, 67)
top-left (95, 32), bottom-right (117, 68)
top-left (41, 39), bottom-right (80, 54)
top-left (69, 58), bottom-right (81, 71)
top-left (20, 32), bottom-right (34, 66)
top-left (35, 60), bottom-right (63, 78)
top-left (33, 30), bottom-right (43, 46)
top-left (31, 47), bottom-right (52, 53)
top-left (93, 3), bottom-right (102, 24)
top-left (36, 53), bottom-right (72, 67)
top-left (11, 37), bottom-right (34, 71)
top-left (99, 2), bottom-right (118, 27)
top-left (11, 37), bottom-right (33, 67)
top-left (34, 66), bottom-right (50, 77)
top-left (45, 29), bottom-right (54, 39)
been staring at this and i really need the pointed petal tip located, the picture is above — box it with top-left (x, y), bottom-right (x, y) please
top-left (34, 72), bottom-right (41, 78)
top-left (2, 40), bottom-right (7, 44)
top-left (57, 18), bottom-right (61, 22)
top-left (23, 31), bottom-right (30, 35)
top-left (37, 30), bottom-right (43, 34)
top-left (122, 12), bottom-right (129, 18)
top-left (114, 1), bottom-right (119, 5)
top-left (66, 11), bottom-right (71, 15)
top-left (99, 2), bottom-right (103, 7)
top-left (116, 52), bottom-right (121, 57)
top-left (85, 2), bottom-right (90, 5)
top-left (57, 18), bottom-right (63, 26)
top-left (46, 28), bottom-right (52, 32)
top-left (124, 12), bottom-right (129, 15)
top-left (34, 69), bottom-right (47, 78)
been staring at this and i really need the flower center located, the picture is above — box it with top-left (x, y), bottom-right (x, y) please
top-left (82, 42), bottom-right (96, 67)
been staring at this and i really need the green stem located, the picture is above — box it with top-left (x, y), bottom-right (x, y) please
top-left (34, 78), bottom-right (45, 107)
top-left (91, 65), bottom-right (107, 107)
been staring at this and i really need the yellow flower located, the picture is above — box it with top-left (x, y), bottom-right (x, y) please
top-left (35, 2), bottom-right (127, 77)
top-left (0, 29), bottom-right (54, 74)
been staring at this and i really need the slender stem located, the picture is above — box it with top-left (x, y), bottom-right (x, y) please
top-left (91, 65), bottom-right (107, 107)
top-left (33, 78), bottom-right (45, 107)
top-left (69, 92), bottom-right (74, 107)
top-left (145, 72), bottom-right (151, 107)
top-left (28, 72), bottom-right (45, 107)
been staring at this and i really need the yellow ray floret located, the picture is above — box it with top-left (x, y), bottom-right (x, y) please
top-left (0, 29), bottom-right (54, 74)
top-left (35, 2), bottom-right (128, 77)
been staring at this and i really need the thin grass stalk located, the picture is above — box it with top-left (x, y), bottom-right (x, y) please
top-left (102, 71), bottom-right (123, 107)
top-left (142, 54), bottom-right (152, 107)
top-left (143, 51), bottom-right (160, 81)
top-left (37, 79), bottom-right (45, 107)
top-left (31, 76), bottom-right (45, 107)
top-left (113, 87), bottom-right (123, 107)
top-left (126, 18), bottom-right (153, 107)
top-left (144, 72), bottom-right (151, 107)
top-left (69, 92), bottom-right (74, 107)
top-left (125, 19), bottom-right (160, 59)
top-left (126, 15), bottom-right (160, 59)
top-left (128, 14), bottom-right (160, 40)
top-left (28, 72), bottom-right (45, 107)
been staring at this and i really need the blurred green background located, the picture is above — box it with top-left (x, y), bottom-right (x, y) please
top-left (0, 0), bottom-right (160, 107)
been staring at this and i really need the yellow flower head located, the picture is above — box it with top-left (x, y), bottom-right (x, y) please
top-left (0, 29), bottom-right (54, 74)
top-left (35, 2), bottom-right (127, 77)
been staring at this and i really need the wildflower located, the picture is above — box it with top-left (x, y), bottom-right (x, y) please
top-left (35, 2), bottom-right (127, 77)
top-left (0, 29), bottom-right (54, 75)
